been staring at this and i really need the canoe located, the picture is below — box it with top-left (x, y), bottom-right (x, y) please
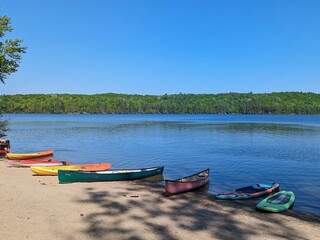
top-left (165, 169), bottom-right (210, 196)
top-left (215, 183), bottom-right (280, 200)
top-left (58, 166), bottom-right (164, 184)
top-left (8, 159), bottom-right (71, 167)
top-left (256, 190), bottom-right (295, 212)
top-left (6, 150), bottom-right (54, 160)
top-left (30, 163), bottom-right (112, 176)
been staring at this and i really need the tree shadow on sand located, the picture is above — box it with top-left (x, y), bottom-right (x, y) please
top-left (74, 180), bottom-right (320, 240)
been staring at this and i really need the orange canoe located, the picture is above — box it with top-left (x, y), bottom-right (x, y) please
top-left (30, 163), bottom-right (112, 176)
top-left (6, 150), bottom-right (54, 160)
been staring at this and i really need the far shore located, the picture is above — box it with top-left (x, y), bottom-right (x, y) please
top-left (0, 159), bottom-right (319, 240)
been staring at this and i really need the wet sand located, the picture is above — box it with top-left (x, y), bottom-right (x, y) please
top-left (0, 160), bottom-right (319, 240)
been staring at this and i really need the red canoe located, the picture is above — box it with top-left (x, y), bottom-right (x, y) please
top-left (8, 159), bottom-right (71, 167)
top-left (165, 169), bottom-right (210, 196)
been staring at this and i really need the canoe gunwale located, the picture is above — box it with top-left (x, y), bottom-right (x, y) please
top-left (67, 166), bottom-right (164, 175)
top-left (165, 168), bottom-right (210, 183)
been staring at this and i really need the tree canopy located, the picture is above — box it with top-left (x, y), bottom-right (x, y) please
top-left (1, 92), bottom-right (319, 115)
top-left (1, 15), bottom-right (27, 137)
top-left (0, 15), bottom-right (27, 83)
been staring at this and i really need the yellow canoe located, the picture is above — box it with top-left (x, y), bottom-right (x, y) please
top-left (30, 163), bottom-right (112, 176)
top-left (6, 150), bottom-right (54, 160)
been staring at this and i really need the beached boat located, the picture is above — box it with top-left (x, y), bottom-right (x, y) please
top-left (30, 163), bottom-right (112, 176)
top-left (6, 150), bottom-right (54, 160)
top-left (165, 169), bottom-right (210, 196)
top-left (58, 166), bottom-right (164, 183)
top-left (215, 183), bottom-right (280, 200)
top-left (8, 159), bottom-right (71, 167)
top-left (0, 139), bottom-right (10, 155)
top-left (256, 190), bottom-right (295, 212)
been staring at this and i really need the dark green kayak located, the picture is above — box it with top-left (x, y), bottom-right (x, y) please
top-left (256, 190), bottom-right (295, 212)
top-left (58, 166), bottom-right (164, 184)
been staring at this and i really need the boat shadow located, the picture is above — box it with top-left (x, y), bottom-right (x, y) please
top-left (73, 181), bottom-right (320, 240)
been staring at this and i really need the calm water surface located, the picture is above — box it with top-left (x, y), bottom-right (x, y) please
top-left (3, 114), bottom-right (320, 216)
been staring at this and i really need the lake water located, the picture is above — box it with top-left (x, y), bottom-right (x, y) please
top-left (3, 114), bottom-right (320, 216)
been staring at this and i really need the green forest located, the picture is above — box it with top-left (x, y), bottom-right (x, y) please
top-left (0, 92), bottom-right (320, 114)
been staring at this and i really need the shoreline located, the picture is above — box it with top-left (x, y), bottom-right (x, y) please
top-left (0, 160), bottom-right (319, 240)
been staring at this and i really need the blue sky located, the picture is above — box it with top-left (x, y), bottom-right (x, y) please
top-left (1, 0), bottom-right (320, 95)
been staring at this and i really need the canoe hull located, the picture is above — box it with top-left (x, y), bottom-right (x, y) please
top-left (30, 163), bottom-right (112, 176)
top-left (6, 150), bottom-right (54, 160)
top-left (58, 166), bottom-right (164, 183)
top-left (256, 191), bottom-right (295, 212)
top-left (165, 169), bottom-right (210, 196)
top-left (216, 183), bottom-right (280, 200)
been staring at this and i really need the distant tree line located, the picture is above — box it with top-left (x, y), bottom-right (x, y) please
top-left (0, 92), bottom-right (319, 115)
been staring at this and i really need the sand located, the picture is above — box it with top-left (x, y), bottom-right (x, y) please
top-left (0, 160), bottom-right (319, 240)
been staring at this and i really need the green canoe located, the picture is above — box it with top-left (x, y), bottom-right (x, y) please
top-left (256, 190), bottom-right (295, 212)
top-left (58, 166), bottom-right (164, 184)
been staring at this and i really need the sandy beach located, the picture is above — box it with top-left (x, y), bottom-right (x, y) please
top-left (0, 160), bottom-right (319, 240)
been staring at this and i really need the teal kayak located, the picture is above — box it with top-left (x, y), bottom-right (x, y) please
top-left (256, 190), bottom-right (295, 212)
